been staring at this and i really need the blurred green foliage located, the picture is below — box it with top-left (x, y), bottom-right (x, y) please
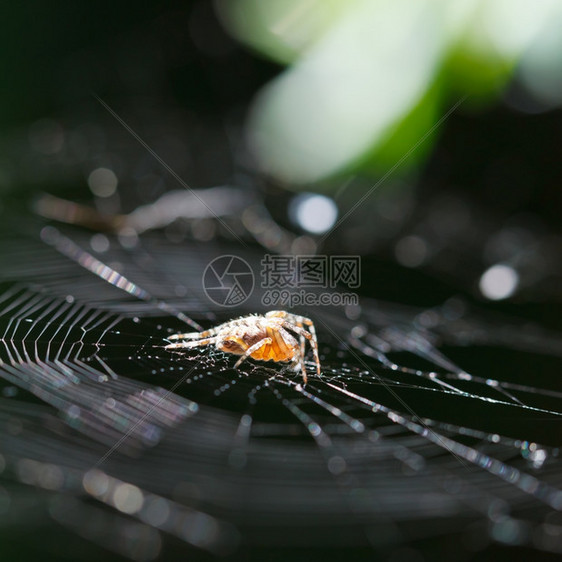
top-left (217, 0), bottom-right (562, 186)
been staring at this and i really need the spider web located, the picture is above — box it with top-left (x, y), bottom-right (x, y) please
top-left (2, 214), bottom-right (562, 561)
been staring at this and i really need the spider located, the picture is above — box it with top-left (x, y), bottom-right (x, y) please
top-left (164, 311), bottom-right (321, 384)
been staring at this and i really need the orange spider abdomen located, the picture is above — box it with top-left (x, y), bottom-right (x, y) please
top-left (248, 326), bottom-right (293, 363)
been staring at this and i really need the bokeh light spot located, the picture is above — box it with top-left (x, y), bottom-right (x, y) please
top-left (88, 168), bottom-right (118, 198)
top-left (112, 483), bottom-right (144, 514)
top-left (290, 193), bottom-right (338, 234)
top-left (479, 264), bottom-right (519, 300)
top-left (394, 235), bottom-right (428, 268)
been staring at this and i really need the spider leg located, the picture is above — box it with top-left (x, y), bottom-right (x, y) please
top-left (280, 321), bottom-right (321, 377)
top-left (293, 316), bottom-right (321, 377)
top-left (266, 312), bottom-right (307, 359)
top-left (286, 314), bottom-right (316, 337)
top-left (275, 324), bottom-right (307, 383)
top-left (233, 337), bottom-right (273, 368)
top-left (300, 318), bottom-right (321, 376)
top-left (293, 318), bottom-right (306, 363)
top-left (289, 348), bottom-right (308, 385)
top-left (165, 336), bottom-right (219, 349)
top-left (266, 312), bottom-right (319, 367)
top-left (279, 322), bottom-right (311, 340)
top-left (168, 326), bottom-right (222, 341)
